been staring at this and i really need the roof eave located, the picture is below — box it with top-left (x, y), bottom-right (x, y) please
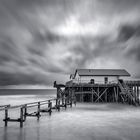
top-left (79, 74), bottom-right (131, 76)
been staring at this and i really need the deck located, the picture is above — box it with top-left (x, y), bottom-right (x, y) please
top-left (56, 80), bottom-right (140, 105)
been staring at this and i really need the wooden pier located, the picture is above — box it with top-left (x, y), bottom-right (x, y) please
top-left (54, 79), bottom-right (140, 106)
top-left (1, 78), bottom-right (140, 128)
top-left (0, 96), bottom-right (75, 128)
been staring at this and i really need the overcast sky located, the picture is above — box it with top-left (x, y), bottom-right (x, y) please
top-left (0, 0), bottom-right (140, 87)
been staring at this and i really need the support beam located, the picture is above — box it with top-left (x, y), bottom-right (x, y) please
top-left (95, 88), bottom-right (108, 103)
top-left (97, 87), bottom-right (99, 102)
top-left (114, 87), bottom-right (117, 102)
top-left (91, 93), bottom-right (93, 102)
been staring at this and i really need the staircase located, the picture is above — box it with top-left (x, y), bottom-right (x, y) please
top-left (118, 80), bottom-right (138, 105)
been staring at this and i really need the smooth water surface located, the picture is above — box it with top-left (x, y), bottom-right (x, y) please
top-left (1, 90), bottom-right (140, 140)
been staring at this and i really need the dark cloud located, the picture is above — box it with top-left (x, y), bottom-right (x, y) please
top-left (118, 24), bottom-right (140, 41)
top-left (125, 42), bottom-right (140, 61)
top-left (96, 0), bottom-right (140, 16)
top-left (0, 37), bottom-right (27, 66)
top-left (0, 0), bottom-right (140, 87)
top-left (0, 71), bottom-right (52, 86)
top-left (117, 23), bottom-right (140, 62)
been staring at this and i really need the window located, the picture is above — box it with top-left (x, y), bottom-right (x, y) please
top-left (104, 77), bottom-right (108, 84)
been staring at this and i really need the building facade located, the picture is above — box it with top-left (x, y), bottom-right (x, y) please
top-left (70, 69), bottom-right (130, 84)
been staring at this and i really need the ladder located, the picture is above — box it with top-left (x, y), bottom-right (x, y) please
top-left (118, 80), bottom-right (137, 105)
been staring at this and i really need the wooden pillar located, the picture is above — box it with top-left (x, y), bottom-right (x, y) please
top-left (57, 99), bottom-right (60, 111)
top-left (74, 95), bottom-right (76, 106)
top-left (70, 97), bottom-right (72, 108)
top-left (4, 109), bottom-right (8, 127)
top-left (135, 86), bottom-right (137, 102)
top-left (24, 104), bottom-right (27, 120)
top-left (117, 86), bottom-right (119, 102)
top-left (137, 86), bottom-right (139, 103)
top-left (56, 99), bottom-right (58, 109)
top-left (37, 102), bottom-right (40, 119)
top-left (80, 94), bottom-right (83, 102)
top-left (105, 89), bottom-right (107, 102)
top-left (64, 97), bottom-right (67, 109)
top-left (48, 101), bottom-right (52, 115)
top-left (137, 86), bottom-right (139, 104)
top-left (114, 87), bottom-right (117, 102)
top-left (57, 88), bottom-right (59, 98)
top-left (62, 97), bottom-right (64, 105)
top-left (20, 107), bottom-right (24, 128)
top-left (91, 93), bottom-right (93, 103)
top-left (112, 87), bottom-right (114, 102)
top-left (98, 87), bottom-right (99, 102)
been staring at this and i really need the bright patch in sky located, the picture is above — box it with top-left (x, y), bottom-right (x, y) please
top-left (55, 15), bottom-right (109, 36)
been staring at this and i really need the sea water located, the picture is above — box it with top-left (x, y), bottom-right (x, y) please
top-left (0, 89), bottom-right (56, 105)
top-left (1, 89), bottom-right (140, 140)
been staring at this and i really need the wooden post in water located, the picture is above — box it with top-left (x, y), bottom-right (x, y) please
top-left (37, 102), bottom-right (40, 119)
top-left (56, 99), bottom-right (58, 110)
top-left (20, 107), bottom-right (24, 128)
top-left (24, 104), bottom-right (27, 120)
top-left (48, 100), bottom-right (52, 115)
top-left (137, 86), bottom-right (139, 104)
top-left (74, 95), bottom-right (76, 106)
top-left (64, 97), bottom-right (67, 109)
top-left (70, 97), bottom-right (72, 108)
top-left (137, 86), bottom-right (140, 104)
top-left (57, 99), bottom-right (60, 111)
top-left (62, 97), bottom-right (64, 105)
top-left (117, 86), bottom-right (120, 103)
top-left (91, 93), bottom-right (93, 103)
top-left (4, 109), bottom-right (8, 127)
top-left (98, 86), bottom-right (99, 103)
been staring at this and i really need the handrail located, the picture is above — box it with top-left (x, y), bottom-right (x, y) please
top-left (0, 105), bottom-right (10, 108)
top-left (0, 98), bottom-right (57, 111)
top-left (0, 97), bottom-right (67, 111)
top-left (125, 80), bottom-right (140, 85)
top-left (0, 96), bottom-right (75, 128)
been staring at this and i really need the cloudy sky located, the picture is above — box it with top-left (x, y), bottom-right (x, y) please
top-left (0, 0), bottom-right (140, 88)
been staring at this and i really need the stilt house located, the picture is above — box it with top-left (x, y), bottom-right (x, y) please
top-left (55, 69), bottom-right (140, 106)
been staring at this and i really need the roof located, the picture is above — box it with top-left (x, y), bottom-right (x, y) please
top-left (74, 69), bottom-right (131, 77)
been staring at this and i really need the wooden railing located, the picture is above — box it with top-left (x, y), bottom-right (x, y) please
top-left (0, 97), bottom-right (76, 127)
top-left (125, 80), bottom-right (140, 86)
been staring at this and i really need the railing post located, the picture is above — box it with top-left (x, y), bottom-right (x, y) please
top-left (20, 107), bottom-right (24, 128)
top-left (48, 100), bottom-right (52, 115)
top-left (4, 109), bottom-right (8, 127)
top-left (24, 104), bottom-right (27, 120)
top-left (37, 102), bottom-right (40, 119)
